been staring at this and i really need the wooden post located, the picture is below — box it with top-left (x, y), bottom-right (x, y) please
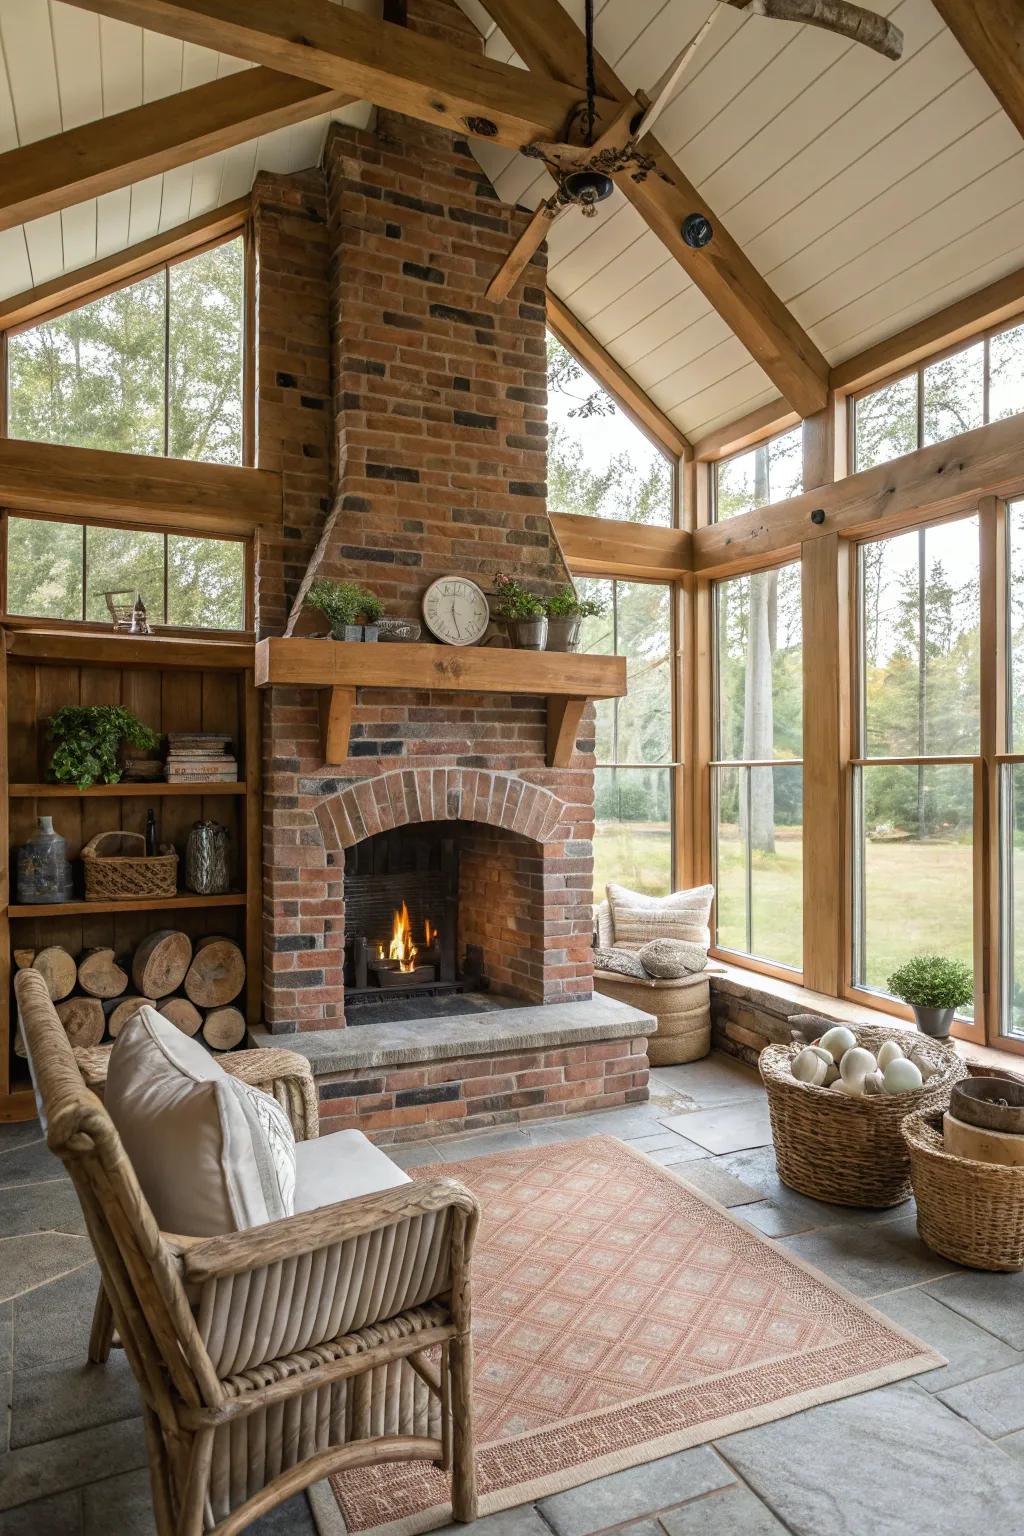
top-left (979, 495), bottom-right (1008, 1045)
top-left (800, 533), bottom-right (850, 994)
top-left (319, 685), bottom-right (356, 765)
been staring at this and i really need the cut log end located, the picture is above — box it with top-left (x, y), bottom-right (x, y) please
top-left (202, 1006), bottom-right (246, 1051)
top-left (132, 930), bottom-right (193, 999)
top-left (55, 996), bottom-right (106, 1048)
top-left (78, 947), bottom-right (129, 1000)
top-left (32, 946), bottom-right (78, 1002)
top-left (184, 939), bottom-right (245, 1008)
top-left (158, 996), bottom-right (203, 1036)
top-left (107, 997), bottom-right (156, 1037)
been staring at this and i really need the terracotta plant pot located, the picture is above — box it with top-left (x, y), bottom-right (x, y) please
top-left (504, 616), bottom-right (548, 651)
top-left (912, 1004), bottom-right (956, 1039)
top-left (546, 615), bottom-right (582, 652)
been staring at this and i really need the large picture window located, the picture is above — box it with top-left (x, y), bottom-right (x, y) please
top-left (712, 426), bottom-right (803, 522)
top-left (547, 334), bottom-right (673, 527)
top-left (712, 562), bottom-right (803, 970)
top-left (6, 237), bottom-right (245, 466)
top-left (852, 517), bottom-right (979, 1007)
top-left (580, 579), bottom-right (676, 900)
top-left (853, 320), bottom-right (1024, 472)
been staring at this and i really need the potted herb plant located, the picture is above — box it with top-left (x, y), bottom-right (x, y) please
top-left (885, 954), bottom-right (974, 1039)
top-left (492, 574), bottom-right (547, 651)
top-left (305, 579), bottom-right (384, 641)
top-left (48, 706), bottom-right (160, 792)
top-left (544, 585), bottom-right (606, 652)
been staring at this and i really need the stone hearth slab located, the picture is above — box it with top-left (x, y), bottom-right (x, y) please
top-left (250, 995), bottom-right (655, 1077)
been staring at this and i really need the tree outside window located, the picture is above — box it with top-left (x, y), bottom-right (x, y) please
top-left (713, 427), bottom-right (803, 522)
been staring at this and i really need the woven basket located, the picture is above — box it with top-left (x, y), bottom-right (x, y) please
top-left (760, 1025), bottom-right (967, 1208)
top-left (903, 1103), bottom-right (1024, 1271)
top-left (81, 831), bottom-right (178, 901)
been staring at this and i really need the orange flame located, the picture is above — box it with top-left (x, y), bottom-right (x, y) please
top-left (389, 901), bottom-right (419, 973)
top-left (425, 919), bottom-right (435, 947)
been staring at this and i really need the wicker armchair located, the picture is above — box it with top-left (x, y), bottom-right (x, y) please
top-left (16, 969), bottom-right (480, 1534)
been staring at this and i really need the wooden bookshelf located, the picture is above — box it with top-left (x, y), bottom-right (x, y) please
top-left (1, 625), bottom-right (261, 1121)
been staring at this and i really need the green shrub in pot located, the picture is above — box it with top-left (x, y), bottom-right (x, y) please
top-left (492, 574), bottom-right (547, 651)
top-left (885, 953), bottom-right (974, 1039)
top-left (48, 706), bottom-right (159, 791)
top-left (544, 585), bottom-right (606, 652)
top-left (305, 579), bottom-right (384, 640)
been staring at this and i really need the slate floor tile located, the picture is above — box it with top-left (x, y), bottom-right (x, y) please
top-left (538, 1447), bottom-right (734, 1536)
top-left (0, 1179), bottom-right (87, 1239)
top-left (11, 1356), bottom-right (141, 1450)
top-left (0, 1491), bottom-right (80, 1536)
top-left (660, 1100), bottom-right (773, 1155)
top-left (12, 1263), bottom-right (101, 1373)
top-left (736, 1201), bottom-right (821, 1238)
top-left (651, 1056), bottom-right (765, 1108)
top-left (660, 1484), bottom-right (790, 1535)
top-left (642, 1141), bottom-right (710, 1166)
top-left (0, 1416), bottom-right (147, 1511)
top-left (81, 1469), bottom-right (154, 1536)
top-left (671, 1161), bottom-right (765, 1207)
top-left (924, 1270), bottom-right (1024, 1350)
top-left (434, 1129), bottom-right (533, 1161)
top-left (717, 1379), bottom-right (1024, 1536)
top-left (0, 1234), bottom-right (94, 1304)
top-left (938, 1361), bottom-right (1024, 1437)
top-left (0, 1302), bottom-right (11, 1372)
top-left (778, 1215), bottom-right (957, 1296)
top-left (432, 1508), bottom-right (553, 1536)
top-left (386, 1141), bottom-right (443, 1169)
top-left (0, 1124), bottom-right (46, 1154)
top-left (0, 1139), bottom-right (65, 1188)
top-left (874, 1288), bottom-right (1023, 1392)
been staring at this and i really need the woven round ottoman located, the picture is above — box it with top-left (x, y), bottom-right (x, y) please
top-left (594, 971), bottom-right (711, 1065)
top-left (903, 1105), bottom-right (1024, 1271)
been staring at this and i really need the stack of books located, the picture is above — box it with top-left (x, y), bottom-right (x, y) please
top-left (165, 733), bottom-right (239, 784)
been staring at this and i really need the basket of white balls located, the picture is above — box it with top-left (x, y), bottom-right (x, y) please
top-left (760, 1024), bottom-right (968, 1208)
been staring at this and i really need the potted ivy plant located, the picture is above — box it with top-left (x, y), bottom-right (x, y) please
top-left (885, 953), bottom-right (974, 1039)
top-left (544, 585), bottom-right (606, 653)
top-left (48, 706), bottom-right (160, 792)
top-left (305, 579), bottom-right (384, 641)
top-left (492, 574), bottom-right (547, 651)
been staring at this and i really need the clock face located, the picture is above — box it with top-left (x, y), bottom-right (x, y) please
top-left (422, 577), bottom-right (490, 647)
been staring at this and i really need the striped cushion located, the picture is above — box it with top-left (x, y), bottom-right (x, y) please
top-left (606, 883), bottom-right (714, 948)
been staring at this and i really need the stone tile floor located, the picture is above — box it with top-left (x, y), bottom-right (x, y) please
top-left (4, 1051), bottom-right (1024, 1534)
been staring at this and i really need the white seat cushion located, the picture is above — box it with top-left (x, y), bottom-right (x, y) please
top-left (106, 1006), bottom-right (295, 1236)
top-left (293, 1129), bottom-right (410, 1213)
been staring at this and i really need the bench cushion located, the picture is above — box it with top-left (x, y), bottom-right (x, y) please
top-left (293, 1129), bottom-right (411, 1213)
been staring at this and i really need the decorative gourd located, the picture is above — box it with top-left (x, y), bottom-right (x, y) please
top-left (840, 1046), bottom-right (877, 1084)
top-left (882, 1057), bottom-right (923, 1094)
top-left (877, 1039), bottom-right (904, 1070)
top-left (792, 1047), bottom-right (829, 1086)
top-left (862, 1069), bottom-right (886, 1096)
top-left (819, 1025), bottom-right (857, 1062)
top-left (835, 1076), bottom-right (866, 1096)
top-left (824, 1062), bottom-right (841, 1085)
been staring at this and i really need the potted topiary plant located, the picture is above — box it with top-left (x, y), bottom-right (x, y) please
top-left (885, 953), bottom-right (974, 1039)
top-left (305, 579), bottom-right (384, 641)
top-left (48, 706), bottom-right (160, 791)
top-left (492, 574), bottom-right (548, 650)
top-left (544, 585), bottom-right (606, 652)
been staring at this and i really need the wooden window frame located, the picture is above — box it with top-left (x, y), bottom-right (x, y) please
top-left (708, 423), bottom-right (806, 527)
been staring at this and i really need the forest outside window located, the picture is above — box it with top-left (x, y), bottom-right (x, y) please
top-left (4, 517), bottom-right (246, 631)
top-left (6, 237), bottom-right (245, 465)
top-left (579, 579), bottom-right (675, 901)
top-left (712, 563), bottom-right (803, 970)
top-left (852, 516), bottom-right (979, 1011)
top-left (1000, 498), bottom-right (1024, 1039)
top-left (852, 319), bottom-right (1024, 472)
top-left (546, 334), bottom-right (674, 527)
top-left (712, 426), bottom-right (803, 522)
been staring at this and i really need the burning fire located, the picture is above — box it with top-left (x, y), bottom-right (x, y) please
top-left (425, 919), bottom-right (435, 947)
top-left (389, 901), bottom-right (419, 973)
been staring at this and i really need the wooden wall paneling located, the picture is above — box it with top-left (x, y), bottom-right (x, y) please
top-left (243, 670), bottom-right (262, 1028)
top-left (200, 668), bottom-right (243, 889)
top-left (800, 534), bottom-right (850, 995)
top-left (0, 640), bottom-right (9, 1102)
top-left (979, 496), bottom-right (1008, 1046)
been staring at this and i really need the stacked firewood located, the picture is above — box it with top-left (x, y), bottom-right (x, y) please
top-left (15, 931), bottom-right (246, 1053)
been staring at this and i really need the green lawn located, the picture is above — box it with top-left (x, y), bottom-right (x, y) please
top-left (595, 821), bottom-right (977, 994)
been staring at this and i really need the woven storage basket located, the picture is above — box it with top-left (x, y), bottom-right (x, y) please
top-left (903, 1103), bottom-right (1024, 1271)
top-left (760, 1024), bottom-right (967, 1208)
top-left (81, 831), bottom-right (177, 901)
top-left (594, 973), bottom-right (711, 1065)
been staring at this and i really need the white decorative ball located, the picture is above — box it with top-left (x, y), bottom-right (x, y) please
top-left (840, 1046), bottom-right (877, 1083)
top-left (882, 1057), bottom-right (924, 1094)
top-left (819, 1026), bottom-right (857, 1062)
top-left (877, 1040), bottom-right (905, 1070)
top-left (836, 1076), bottom-right (866, 1096)
top-left (792, 1047), bottom-right (829, 1086)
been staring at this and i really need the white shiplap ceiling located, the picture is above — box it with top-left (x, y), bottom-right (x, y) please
top-left (0, 0), bottom-right (1020, 443)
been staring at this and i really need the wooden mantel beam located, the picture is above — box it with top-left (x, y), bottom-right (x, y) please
top-left (478, 0), bottom-right (830, 419)
top-left (61, 0), bottom-right (620, 152)
top-left (930, 0), bottom-right (1024, 140)
top-left (0, 70), bottom-right (349, 237)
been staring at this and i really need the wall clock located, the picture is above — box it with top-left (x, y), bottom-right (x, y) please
top-left (422, 576), bottom-right (490, 647)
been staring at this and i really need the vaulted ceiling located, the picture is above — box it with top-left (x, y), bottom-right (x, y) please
top-left (0, 0), bottom-right (1020, 443)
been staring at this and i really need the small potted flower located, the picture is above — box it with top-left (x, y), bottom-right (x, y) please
top-left (544, 585), bottom-right (606, 652)
top-left (885, 953), bottom-right (974, 1039)
top-left (305, 579), bottom-right (384, 641)
top-left (492, 574), bottom-right (547, 651)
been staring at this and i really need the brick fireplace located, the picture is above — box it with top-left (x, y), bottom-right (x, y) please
top-left (250, 0), bottom-right (651, 1136)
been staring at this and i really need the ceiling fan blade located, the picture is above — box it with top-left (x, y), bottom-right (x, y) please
top-left (486, 199), bottom-right (565, 303)
top-left (724, 0), bottom-right (903, 60)
top-left (630, 6), bottom-right (721, 145)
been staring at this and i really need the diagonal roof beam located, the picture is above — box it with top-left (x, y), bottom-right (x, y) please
top-left (480, 0), bottom-right (830, 418)
top-left (60, 0), bottom-right (621, 152)
top-left (0, 69), bottom-right (352, 236)
top-left (929, 0), bottom-right (1024, 139)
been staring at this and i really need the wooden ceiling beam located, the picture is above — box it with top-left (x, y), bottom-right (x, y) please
top-left (60, 0), bottom-right (620, 151)
top-left (930, 0), bottom-right (1024, 140)
top-left (547, 293), bottom-right (691, 460)
top-left (0, 70), bottom-right (348, 237)
top-left (479, 0), bottom-right (830, 418)
top-left (551, 513), bottom-right (692, 580)
top-left (0, 437), bottom-right (281, 536)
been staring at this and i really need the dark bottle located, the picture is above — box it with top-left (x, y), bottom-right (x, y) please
top-left (145, 809), bottom-right (158, 857)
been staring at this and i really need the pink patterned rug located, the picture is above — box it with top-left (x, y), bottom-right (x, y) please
top-left (332, 1135), bottom-right (942, 1535)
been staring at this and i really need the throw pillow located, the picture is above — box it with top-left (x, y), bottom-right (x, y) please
top-left (105, 1005), bottom-right (294, 1236)
top-left (233, 1082), bottom-right (296, 1216)
top-left (593, 946), bottom-right (649, 980)
top-left (606, 882), bottom-right (714, 948)
top-left (638, 937), bottom-right (708, 979)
